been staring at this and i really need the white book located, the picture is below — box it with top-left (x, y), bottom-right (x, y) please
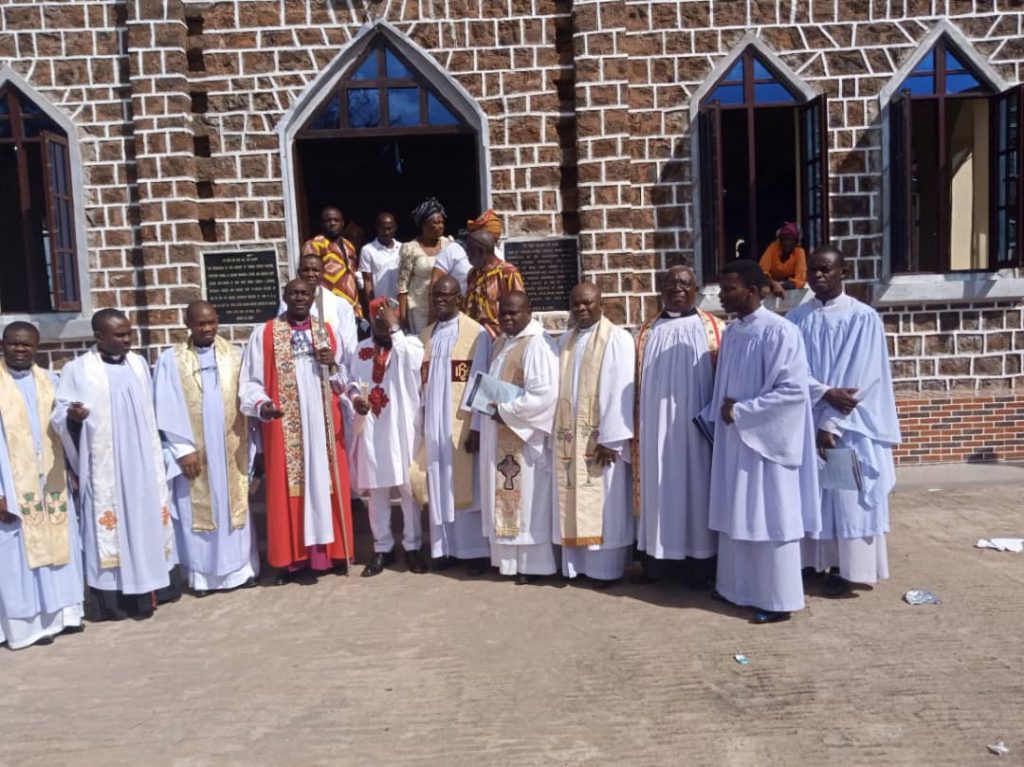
top-left (461, 371), bottom-right (524, 416)
top-left (818, 448), bottom-right (863, 491)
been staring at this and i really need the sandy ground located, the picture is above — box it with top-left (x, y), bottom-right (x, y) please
top-left (4, 467), bottom-right (1024, 767)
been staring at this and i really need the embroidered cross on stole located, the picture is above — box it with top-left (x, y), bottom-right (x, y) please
top-left (489, 334), bottom-right (529, 538)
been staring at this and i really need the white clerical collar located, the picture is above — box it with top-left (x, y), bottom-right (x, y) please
top-left (438, 315), bottom-right (459, 328)
top-left (8, 366), bottom-right (32, 379)
top-left (576, 322), bottom-right (597, 334)
top-left (816, 290), bottom-right (847, 308)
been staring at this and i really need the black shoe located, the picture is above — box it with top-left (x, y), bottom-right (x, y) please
top-left (431, 555), bottom-right (459, 572)
top-left (514, 573), bottom-right (540, 586)
top-left (238, 577), bottom-right (258, 589)
top-left (406, 550), bottom-right (428, 574)
top-left (61, 623), bottom-right (85, 635)
top-left (272, 570), bottom-right (293, 587)
top-left (751, 610), bottom-right (792, 624)
top-left (34, 635), bottom-right (55, 646)
top-left (802, 566), bottom-right (823, 579)
top-left (591, 577), bottom-right (620, 590)
top-left (823, 572), bottom-right (853, 598)
top-left (331, 562), bottom-right (349, 577)
top-left (466, 558), bottom-right (489, 576)
top-left (361, 551), bottom-right (394, 578)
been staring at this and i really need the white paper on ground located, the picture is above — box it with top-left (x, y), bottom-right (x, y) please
top-left (975, 538), bottom-right (1024, 553)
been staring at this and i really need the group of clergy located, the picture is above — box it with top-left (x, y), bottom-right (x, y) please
top-left (0, 244), bottom-right (900, 650)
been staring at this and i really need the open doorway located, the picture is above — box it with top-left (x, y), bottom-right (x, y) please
top-left (291, 33), bottom-right (482, 251)
top-left (296, 133), bottom-right (480, 246)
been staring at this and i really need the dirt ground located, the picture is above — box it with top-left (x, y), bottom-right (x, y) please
top-left (4, 467), bottom-right (1024, 767)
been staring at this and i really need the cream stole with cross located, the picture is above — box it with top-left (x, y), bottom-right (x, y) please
top-left (172, 337), bottom-right (249, 532)
top-left (0, 362), bottom-right (71, 569)
top-left (554, 317), bottom-right (613, 546)
top-left (490, 334), bottom-right (529, 538)
top-left (411, 313), bottom-right (482, 509)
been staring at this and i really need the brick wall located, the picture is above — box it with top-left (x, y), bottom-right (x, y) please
top-left (895, 393), bottom-right (1024, 464)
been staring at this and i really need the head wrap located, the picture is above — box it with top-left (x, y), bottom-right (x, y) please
top-left (412, 197), bottom-right (446, 229)
top-left (467, 209), bottom-right (502, 238)
top-left (777, 222), bottom-right (801, 240)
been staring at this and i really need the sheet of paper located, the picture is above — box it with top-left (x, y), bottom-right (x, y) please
top-left (818, 447), bottom-right (863, 491)
top-left (461, 371), bottom-right (524, 416)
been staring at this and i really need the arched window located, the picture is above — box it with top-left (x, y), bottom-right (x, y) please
top-left (889, 36), bottom-right (1022, 272)
top-left (697, 47), bottom-right (828, 281)
top-left (0, 84), bottom-right (79, 312)
top-left (298, 38), bottom-right (466, 137)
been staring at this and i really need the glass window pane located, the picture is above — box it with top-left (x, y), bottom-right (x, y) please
top-left (944, 48), bottom-right (969, 73)
top-left (311, 95), bottom-right (340, 129)
top-left (386, 50), bottom-right (413, 79)
top-left (946, 73), bottom-right (983, 95)
top-left (0, 120), bottom-right (9, 138)
top-left (902, 74), bottom-right (935, 96)
top-left (752, 58), bottom-right (772, 80)
top-left (427, 92), bottom-right (458, 125)
top-left (912, 50), bottom-right (935, 74)
top-left (18, 95), bottom-right (42, 116)
top-left (0, 96), bottom-right (9, 115)
top-left (754, 82), bottom-right (795, 104)
top-left (722, 61), bottom-right (743, 83)
top-left (387, 87), bottom-right (419, 126)
top-left (347, 88), bottom-right (380, 128)
top-left (709, 83), bottom-right (743, 105)
top-left (351, 53), bottom-right (379, 80)
top-left (23, 118), bottom-right (60, 138)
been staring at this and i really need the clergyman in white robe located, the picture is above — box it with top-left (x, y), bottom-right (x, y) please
top-left (53, 349), bottom-right (177, 618)
top-left (706, 306), bottom-right (820, 614)
top-left (0, 363), bottom-right (84, 649)
top-left (635, 311), bottom-right (722, 568)
top-left (154, 340), bottom-right (259, 592)
top-left (348, 325), bottom-right (425, 559)
top-left (420, 313), bottom-right (491, 562)
top-left (556, 318), bottom-right (635, 582)
top-left (479, 319), bottom-right (559, 577)
top-left (788, 292), bottom-right (901, 584)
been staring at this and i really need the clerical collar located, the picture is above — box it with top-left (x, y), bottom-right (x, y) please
top-left (659, 307), bottom-right (697, 320)
top-left (8, 366), bottom-right (32, 379)
top-left (100, 352), bottom-right (126, 364)
top-left (288, 317), bottom-right (312, 331)
top-left (437, 315), bottom-right (459, 327)
top-left (816, 290), bottom-right (846, 307)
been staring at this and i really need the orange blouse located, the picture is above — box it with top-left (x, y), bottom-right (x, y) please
top-left (759, 241), bottom-right (807, 289)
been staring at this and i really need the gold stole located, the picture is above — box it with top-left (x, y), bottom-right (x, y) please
top-left (554, 317), bottom-right (613, 546)
top-left (0, 362), bottom-right (71, 569)
top-left (412, 313), bottom-right (481, 509)
top-left (172, 337), bottom-right (249, 532)
top-left (272, 318), bottom-right (306, 496)
top-left (490, 334), bottom-right (529, 538)
top-left (631, 309), bottom-right (724, 517)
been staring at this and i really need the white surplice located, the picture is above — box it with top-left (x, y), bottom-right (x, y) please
top-left (238, 320), bottom-right (347, 549)
top-left (422, 315), bottom-right (491, 560)
top-left (0, 368), bottom-right (84, 649)
top-left (479, 320), bottom-right (559, 576)
top-left (558, 322), bottom-right (635, 581)
top-left (706, 306), bottom-right (820, 613)
top-left (788, 292), bottom-right (902, 583)
top-left (153, 344), bottom-right (259, 591)
top-left (636, 314), bottom-right (718, 561)
top-left (347, 330), bottom-right (425, 553)
top-left (53, 351), bottom-right (173, 596)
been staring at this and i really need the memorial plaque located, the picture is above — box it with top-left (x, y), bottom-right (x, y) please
top-left (202, 249), bottom-right (281, 325)
top-left (503, 237), bottom-right (579, 312)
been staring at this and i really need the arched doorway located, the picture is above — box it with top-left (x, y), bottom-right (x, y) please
top-left (290, 31), bottom-right (482, 251)
top-left (695, 43), bottom-right (827, 281)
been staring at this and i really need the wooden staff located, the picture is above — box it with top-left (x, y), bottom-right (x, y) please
top-left (315, 288), bottom-right (353, 572)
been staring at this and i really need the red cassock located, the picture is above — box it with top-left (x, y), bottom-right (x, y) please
top-left (259, 321), bottom-right (354, 568)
